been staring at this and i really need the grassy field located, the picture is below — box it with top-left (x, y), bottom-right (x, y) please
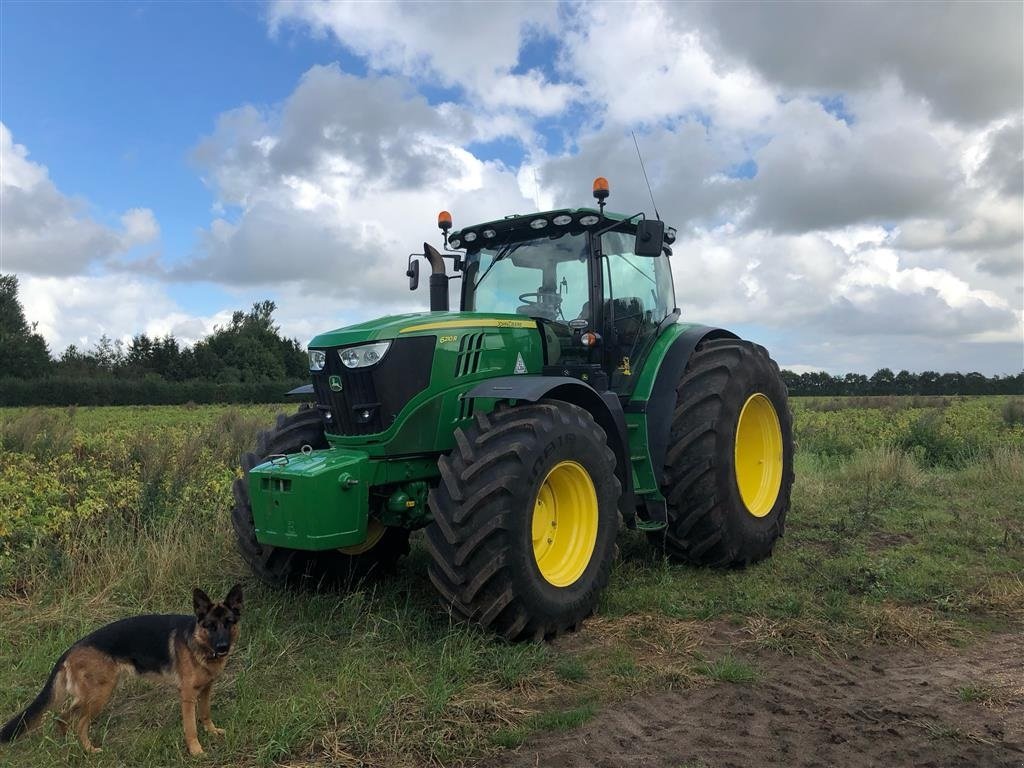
top-left (0, 396), bottom-right (1022, 767)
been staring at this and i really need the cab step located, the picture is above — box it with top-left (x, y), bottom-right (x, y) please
top-left (635, 498), bottom-right (668, 532)
top-left (634, 519), bottom-right (667, 532)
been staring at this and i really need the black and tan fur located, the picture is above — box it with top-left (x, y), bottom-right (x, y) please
top-left (1, 585), bottom-right (242, 755)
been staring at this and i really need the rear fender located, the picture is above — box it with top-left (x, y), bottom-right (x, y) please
top-left (628, 325), bottom-right (738, 486)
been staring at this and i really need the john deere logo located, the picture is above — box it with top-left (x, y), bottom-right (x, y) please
top-left (329, 375), bottom-right (343, 392)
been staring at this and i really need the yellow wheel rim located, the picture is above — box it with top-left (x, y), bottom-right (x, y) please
top-left (531, 460), bottom-right (599, 587)
top-left (339, 518), bottom-right (386, 555)
top-left (734, 393), bottom-right (784, 518)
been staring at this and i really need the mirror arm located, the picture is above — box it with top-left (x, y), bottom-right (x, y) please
top-left (593, 211), bottom-right (644, 240)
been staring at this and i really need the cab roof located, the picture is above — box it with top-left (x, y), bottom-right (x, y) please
top-left (448, 208), bottom-right (675, 252)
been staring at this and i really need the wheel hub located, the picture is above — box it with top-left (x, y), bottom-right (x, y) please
top-left (531, 460), bottom-right (599, 587)
top-left (734, 393), bottom-right (783, 517)
top-left (338, 518), bottom-right (386, 555)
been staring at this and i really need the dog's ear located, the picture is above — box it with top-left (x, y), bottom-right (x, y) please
top-left (193, 588), bottom-right (213, 619)
top-left (224, 583), bottom-right (243, 617)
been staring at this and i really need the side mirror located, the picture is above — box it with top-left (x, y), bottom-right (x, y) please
top-left (634, 219), bottom-right (665, 257)
top-left (406, 258), bottom-right (420, 290)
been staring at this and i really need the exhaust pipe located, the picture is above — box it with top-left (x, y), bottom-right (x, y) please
top-left (424, 243), bottom-right (448, 312)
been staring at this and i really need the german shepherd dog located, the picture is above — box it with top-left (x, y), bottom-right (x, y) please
top-left (1, 585), bottom-right (242, 755)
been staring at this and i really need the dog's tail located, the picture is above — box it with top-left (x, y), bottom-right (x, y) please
top-left (0, 656), bottom-right (64, 743)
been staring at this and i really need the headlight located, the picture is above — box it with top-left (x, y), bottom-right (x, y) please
top-left (308, 349), bottom-right (326, 371)
top-left (339, 341), bottom-right (391, 369)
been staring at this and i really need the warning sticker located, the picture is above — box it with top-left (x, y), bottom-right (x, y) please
top-left (513, 353), bottom-right (528, 374)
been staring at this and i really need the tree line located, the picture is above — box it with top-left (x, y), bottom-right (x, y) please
top-left (1, 273), bottom-right (1021, 405)
top-left (1, 274), bottom-right (307, 405)
top-left (780, 368), bottom-right (1022, 397)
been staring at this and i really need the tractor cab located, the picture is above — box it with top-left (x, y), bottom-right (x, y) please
top-left (420, 178), bottom-right (679, 394)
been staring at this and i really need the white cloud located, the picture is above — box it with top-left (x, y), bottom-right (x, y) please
top-left (746, 86), bottom-right (963, 232)
top-left (8, 3), bottom-right (1022, 376)
top-left (179, 64), bottom-right (535, 308)
top-left (686, 2), bottom-right (1023, 123)
top-left (0, 123), bottom-right (160, 276)
top-left (20, 275), bottom-right (185, 352)
top-left (268, 0), bottom-right (570, 116)
top-left (561, 2), bottom-right (777, 130)
top-left (120, 208), bottom-right (160, 247)
top-left (670, 225), bottom-right (1018, 344)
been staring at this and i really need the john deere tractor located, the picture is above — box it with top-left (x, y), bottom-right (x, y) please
top-left (232, 178), bottom-right (794, 641)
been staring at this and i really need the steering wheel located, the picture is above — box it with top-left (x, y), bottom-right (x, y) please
top-left (517, 291), bottom-right (564, 321)
top-left (517, 292), bottom-right (548, 306)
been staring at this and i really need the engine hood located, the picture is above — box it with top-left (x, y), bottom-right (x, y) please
top-left (308, 312), bottom-right (538, 349)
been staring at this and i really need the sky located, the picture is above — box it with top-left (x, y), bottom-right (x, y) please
top-left (1, 0), bottom-right (1022, 375)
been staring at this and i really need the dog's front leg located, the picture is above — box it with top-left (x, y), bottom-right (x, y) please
top-left (180, 690), bottom-right (204, 756)
top-left (198, 683), bottom-right (225, 736)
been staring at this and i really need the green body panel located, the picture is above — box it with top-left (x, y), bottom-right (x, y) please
top-left (249, 450), bottom-right (439, 549)
top-left (313, 312), bottom-right (544, 456)
top-left (626, 322), bottom-right (702, 402)
top-left (249, 449), bottom-right (372, 550)
top-left (623, 322), bottom-right (705, 502)
top-left (625, 414), bottom-right (659, 496)
top-left (250, 312), bottom-right (545, 549)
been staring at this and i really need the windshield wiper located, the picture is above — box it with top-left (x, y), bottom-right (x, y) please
top-left (618, 254), bottom-right (656, 284)
top-left (473, 241), bottom-right (523, 289)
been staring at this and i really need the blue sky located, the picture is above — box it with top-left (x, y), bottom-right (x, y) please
top-left (1, 1), bottom-right (1021, 374)
top-left (4, 1), bottom-right (358, 313)
top-left (1, 1), bottom-right (558, 314)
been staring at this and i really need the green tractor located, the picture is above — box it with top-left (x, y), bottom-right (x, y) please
top-left (232, 178), bottom-right (794, 641)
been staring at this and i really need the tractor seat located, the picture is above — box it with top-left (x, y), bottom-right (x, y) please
top-left (605, 297), bottom-right (646, 334)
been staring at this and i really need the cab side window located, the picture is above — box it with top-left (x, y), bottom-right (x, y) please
top-left (601, 231), bottom-right (675, 381)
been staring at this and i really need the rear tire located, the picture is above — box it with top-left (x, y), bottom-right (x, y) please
top-left (651, 338), bottom-right (794, 566)
top-left (424, 401), bottom-right (620, 641)
top-left (231, 404), bottom-right (409, 588)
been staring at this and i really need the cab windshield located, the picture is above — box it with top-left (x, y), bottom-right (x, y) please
top-left (462, 233), bottom-right (591, 326)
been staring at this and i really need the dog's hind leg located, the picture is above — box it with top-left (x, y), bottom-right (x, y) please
top-left (197, 684), bottom-right (224, 737)
top-left (52, 666), bottom-right (71, 737)
top-left (64, 648), bottom-right (117, 754)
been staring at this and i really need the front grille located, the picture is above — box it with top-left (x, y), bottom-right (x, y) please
top-left (312, 337), bottom-right (435, 436)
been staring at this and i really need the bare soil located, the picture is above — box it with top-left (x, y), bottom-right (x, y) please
top-left (486, 630), bottom-right (1023, 768)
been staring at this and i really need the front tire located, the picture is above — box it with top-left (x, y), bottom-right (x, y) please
top-left (231, 404), bottom-right (409, 588)
top-left (652, 338), bottom-right (794, 566)
top-left (424, 401), bottom-right (620, 641)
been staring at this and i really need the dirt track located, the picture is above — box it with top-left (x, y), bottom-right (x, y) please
top-left (486, 631), bottom-right (1023, 768)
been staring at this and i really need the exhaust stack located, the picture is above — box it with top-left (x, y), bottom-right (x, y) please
top-left (423, 243), bottom-right (449, 312)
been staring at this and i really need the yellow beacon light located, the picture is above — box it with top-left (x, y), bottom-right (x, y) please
top-left (592, 177), bottom-right (609, 212)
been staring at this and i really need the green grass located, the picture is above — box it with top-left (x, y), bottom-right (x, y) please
top-left (1, 397), bottom-right (1022, 766)
top-left (956, 684), bottom-right (995, 703)
top-left (491, 703), bottom-right (598, 749)
top-left (554, 657), bottom-right (588, 683)
top-left (695, 655), bottom-right (759, 684)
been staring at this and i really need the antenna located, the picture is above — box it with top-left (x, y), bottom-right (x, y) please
top-left (533, 168), bottom-right (541, 211)
top-left (631, 130), bottom-right (660, 221)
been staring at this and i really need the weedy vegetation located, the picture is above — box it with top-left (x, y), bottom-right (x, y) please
top-left (0, 396), bottom-right (1021, 766)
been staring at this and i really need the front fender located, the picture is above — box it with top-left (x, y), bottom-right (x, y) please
top-left (467, 376), bottom-right (636, 525)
